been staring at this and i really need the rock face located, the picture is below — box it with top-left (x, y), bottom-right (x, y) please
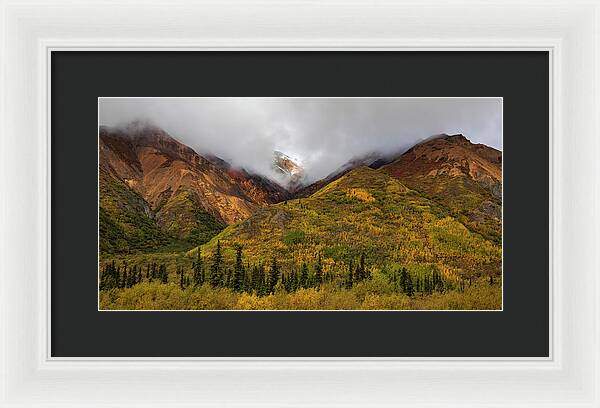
top-left (384, 134), bottom-right (501, 196)
top-left (205, 154), bottom-right (291, 205)
top-left (272, 150), bottom-right (306, 192)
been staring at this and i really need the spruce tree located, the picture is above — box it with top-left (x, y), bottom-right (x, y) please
top-left (193, 250), bottom-right (204, 287)
top-left (362, 253), bottom-right (371, 280)
top-left (300, 262), bottom-right (309, 289)
top-left (253, 264), bottom-right (266, 296)
top-left (268, 257), bottom-right (279, 294)
top-left (358, 253), bottom-right (366, 281)
top-left (232, 244), bottom-right (245, 292)
top-left (314, 254), bottom-right (323, 288)
top-left (399, 267), bottom-right (408, 293)
top-left (405, 273), bottom-right (414, 297)
top-left (179, 265), bottom-right (185, 289)
top-left (122, 267), bottom-right (128, 288)
top-left (209, 241), bottom-right (223, 287)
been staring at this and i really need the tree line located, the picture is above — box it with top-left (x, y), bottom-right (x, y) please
top-left (100, 241), bottom-right (482, 296)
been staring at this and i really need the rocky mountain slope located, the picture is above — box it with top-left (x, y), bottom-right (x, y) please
top-left (273, 150), bottom-right (306, 192)
top-left (100, 123), bottom-right (289, 251)
top-left (382, 134), bottom-right (502, 242)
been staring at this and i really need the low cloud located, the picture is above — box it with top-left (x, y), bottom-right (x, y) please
top-left (99, 97), bottom-right (502, 183)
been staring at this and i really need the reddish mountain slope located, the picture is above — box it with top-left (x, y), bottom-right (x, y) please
top-left (100, 123), bottom-right (266, 225)
top-left (383, 134), bottom-right (502, 242)
top-left (99, 123), bottom-right (294, 252)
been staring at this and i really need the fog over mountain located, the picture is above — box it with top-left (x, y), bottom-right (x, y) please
top-left (99, 97), bottom-right (502, 184)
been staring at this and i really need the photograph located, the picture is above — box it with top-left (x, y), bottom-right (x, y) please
top-left (98, 97), bottom-right (502, 310)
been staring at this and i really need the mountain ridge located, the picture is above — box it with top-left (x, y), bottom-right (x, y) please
top-left (99, 123), bottom-right (502, 255)
top-left (99, 123), bottom-right (293, 252)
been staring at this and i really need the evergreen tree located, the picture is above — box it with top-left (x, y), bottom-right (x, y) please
top-left (179, 265), bottom-right (185, 289)
top-left (346, 262), bottom-right (354, 289)
top-left (192, 250), bottom-right (204, 287)
top-left (300, 262), bottom-right (309, 289)
top-left (290, 269), bottom-right (299, 292)
top-left (314, 254), bottom-right (323, 287)
top-left (232, 244), bottom-right (245, 292)
top-left (209, 241), bottom-right (223, 287)
top-left (150, 262), bottom-right (156, 282)
top-left (268, 257), bottom-right (280, 294)
top-left (405, 273), bottom-right (414, 297)
top-left (357, 253), bottom-right (366, 281)
top-left (361, 253), bottom-right (371, 280)
top-left (253, 264), bottom-right (267, 296)
top-left (122, 266), bottom-right (128, 288)
top-left (221, 268), bottom-right (233, 288)
top-left (399, 267), bottom-right (409, 294)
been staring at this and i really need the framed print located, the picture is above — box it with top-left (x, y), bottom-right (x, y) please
top-left (52, 51), bottom-right (545, 358)
top-left (1, 1), bottom-right (599, 407)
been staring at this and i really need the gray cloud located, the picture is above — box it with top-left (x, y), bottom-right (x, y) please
top-left (99, 97), bottom-right (502, 183)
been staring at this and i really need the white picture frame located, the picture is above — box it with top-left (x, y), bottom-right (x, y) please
top-left (1, 0), bottom-right (598, 406)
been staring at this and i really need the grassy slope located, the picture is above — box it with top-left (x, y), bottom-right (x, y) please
top-left (99, 170), bottom-right (224, 254)
top-left (396, 174), bottom-right (502, 243)
top-left (155, 189), bottom-right (225, 245)
top-left (99, 169), bottom-right (176, 253)
top-left (198, 166), bottom-right (501, 282)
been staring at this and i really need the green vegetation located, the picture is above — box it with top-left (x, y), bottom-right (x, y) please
top-left (99, 170), bottom-right (224, 254)
top-left (99, 169), bottom-right (175, 253)
top-left (99, 166), bottom-right (502, 310)
top-left (156, 189), bottom-right (225, 245)
top-left (99, 244), bottom-right (501, 310)
top-left (397, 174), bottom-right (502, 243)
top-left (283, 229), bottom-right (305, 245)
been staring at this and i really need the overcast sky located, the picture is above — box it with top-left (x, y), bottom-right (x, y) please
top-left (99, 97), bottom-right (502, 183)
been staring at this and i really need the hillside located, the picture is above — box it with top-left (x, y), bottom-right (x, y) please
top-left (99, 167), bottom-right (178, 253)
top-left (383, 134), bottom-right (502, 242)
top-left (198, 165), bottom-right (501, 283)
top-left (295, 151), bottom-right (395, 198)
top-left (99, 122), bottom-right (289, 252)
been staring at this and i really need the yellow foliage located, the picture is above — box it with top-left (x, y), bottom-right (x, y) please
top-left (346, 188), bottom-right (376, 202)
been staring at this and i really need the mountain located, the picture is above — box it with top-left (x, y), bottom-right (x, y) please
top-left (295, 151), bottom-right (396, 198)
top-left (273, 150), bottom-right (306, 192)
top-left (382, 134), bottom-right (502, 242)
top-left (205, 153), bottom-right (291, 204)
top-left (100, 124), bottom-right (501, 273)
top-left (198, 165), bottom-right (501, 282)
top-left (99, 122), bottom-right (289, 252)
